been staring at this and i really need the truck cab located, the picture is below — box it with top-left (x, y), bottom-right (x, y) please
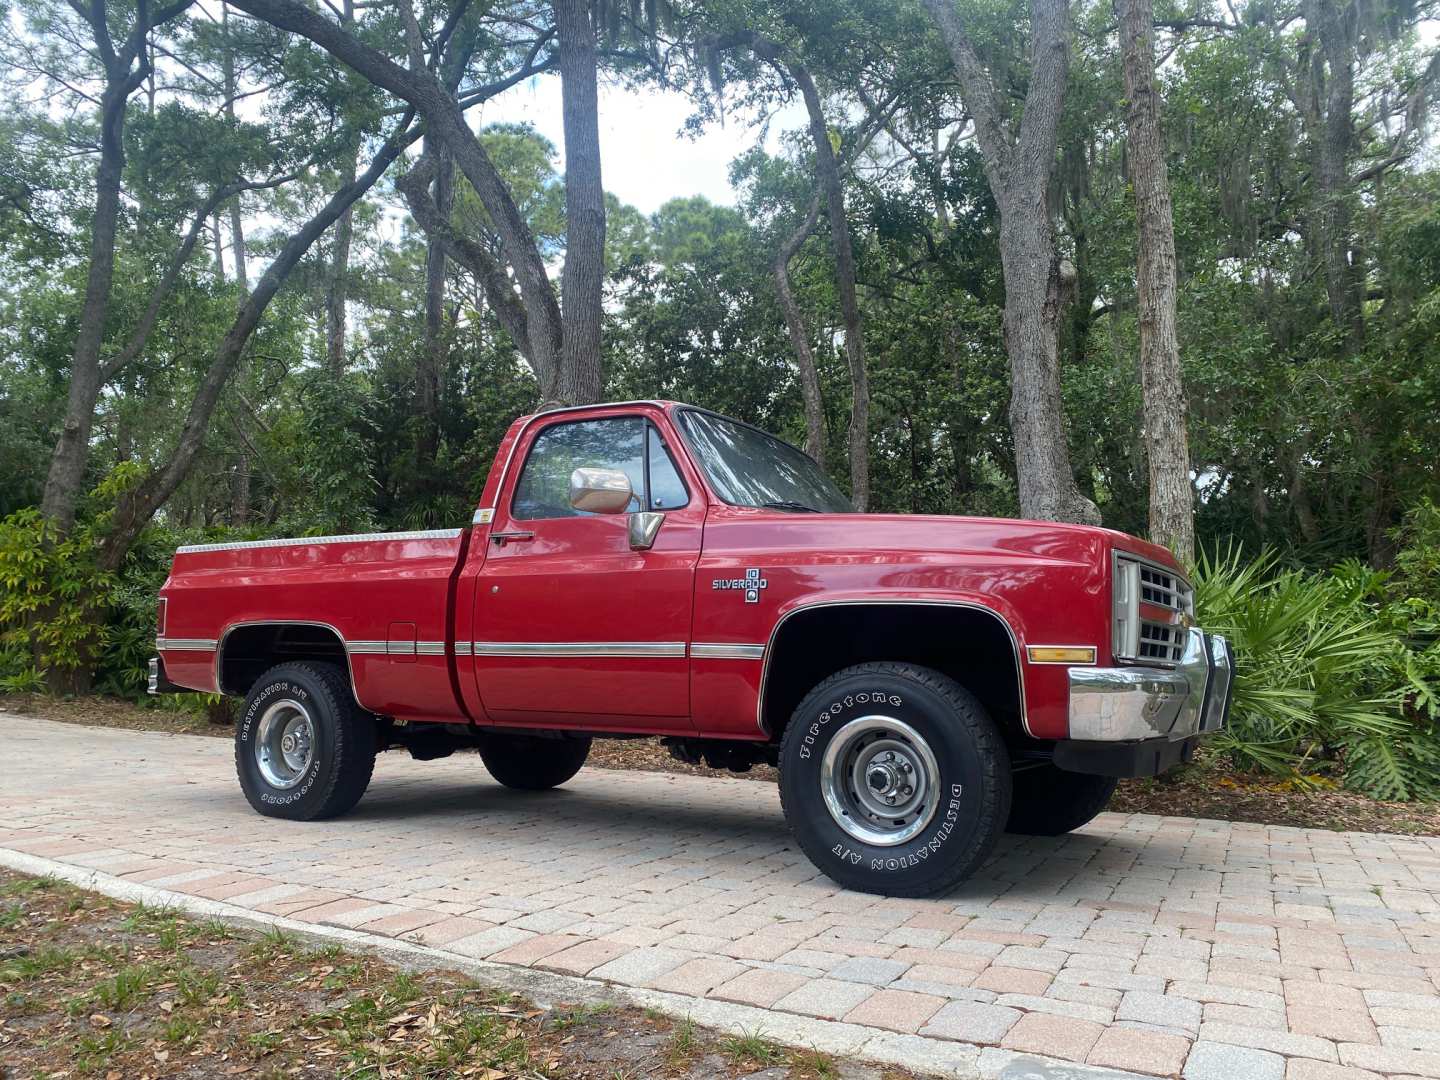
top-left (153, 400), bottom-right (1233, 896)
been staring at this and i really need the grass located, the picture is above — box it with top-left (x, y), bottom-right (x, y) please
top-left (0, 868), bottom-right (921, 1080)
top-left (721, 1027), bottom-right (784, 1066)
top-left (666, 1014), bottom-right (700, 1065)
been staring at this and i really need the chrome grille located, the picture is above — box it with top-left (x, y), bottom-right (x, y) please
top-left (1138, 621), bottom-right (1185, 662)
top-left (1140, 564), bottom-right (1186, 609)
top-left (1114, 553), bottom-right (1193, 665)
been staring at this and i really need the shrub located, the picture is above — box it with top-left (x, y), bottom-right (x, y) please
top-left (1194, 544), bottom-right (1440, 800)
top-left (0, 509), bottom-right (115, 693)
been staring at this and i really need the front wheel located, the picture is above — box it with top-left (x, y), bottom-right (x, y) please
top-left (480, 733), bottom-right (591, 790)
top-left (236, 662), bottom-right (377, 821)
top-left (779, 662), bottom-right (1011, 898)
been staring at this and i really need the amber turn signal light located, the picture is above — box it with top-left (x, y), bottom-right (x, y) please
top-left (1026, 645), bottom-right (1097, 664)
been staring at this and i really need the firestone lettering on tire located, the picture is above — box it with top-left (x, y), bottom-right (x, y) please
top-left (798, 691), bottom-right (905, 760)
top-left (259, 764), bottom-right (318, 805)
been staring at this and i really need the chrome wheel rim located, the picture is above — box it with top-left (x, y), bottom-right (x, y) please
top-left (255, 699), bottom-right (315, 789)
top-left (820, 715), bottom-right (941, 847)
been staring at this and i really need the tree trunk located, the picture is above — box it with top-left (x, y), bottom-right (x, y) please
top-left (773, 194), bottom-right (826, 463)
top-left (221, 4), bottom-right (248, 292)
top-left (997, 208), bottom-right (1098, 523)
top-left (40, 67), bottom-right (139, 531)
top-left (227, 0), bottom-right (570, 397)
top-left (97, 120), bottom-right (414, 570)
top-left (324, 0), bottom-right (357, 375)
top-left (1288, 446), bottom-right (1321, 544)
top-left (553, 0), bottom-right (605, 404)
top-left (1117, 0), bottom-right (1194, 563)
top-left (1306, 0), bottom-right (1362, 343)
top-left (417, 139), bottom-right (452, 471)
top-left (790, 61), bottom-right (869, 511)
top-left (211, 212), bottom-right (226, 284)
top-left (921, 0), bottom-right (1099, 524)
top-left (325, 153), bottom-right (357, 375)
top-left (228, 200), bottom-right (248, 291)
top-left (230, 451), bottom-right (251, 524)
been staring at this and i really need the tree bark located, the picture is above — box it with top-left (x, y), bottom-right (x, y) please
top-left (398, 153), bottom-right (536, 363)
top-left (324, 0), bottom-right (357, 375)
top-left (789, 61), bottom-right (869, 512)
top-left (221, 4), bottom-right (248, 292)
top-left (97, 117), bottom-right (414, 569)
top-left (417, 139), bottom-right (453, 471)
top-left (325, 150), bottom-right (357, 375)
top-left (553, 0), bottom-right (605, 404)
top-left (1117, 0), bottom-right (1194, 563)
top-left (211, 212), bottom-right (226, 284)
top-left (773, 193), bottom-right (825, 463)
top-left (1305, 0), bottom-right (1362, 343)
top-left (921, 0), bottom-right (1100, 524)
top-left (40, 0), bottom-right (180, 532)
top-left (227, 0), bottom-right (572, 397)
top-left (230, 451), bottom-right (251, 524)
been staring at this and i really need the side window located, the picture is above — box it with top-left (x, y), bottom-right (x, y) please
top-left (512, 418), bottom-right (645, 520)
top-left (647, 427), bottom-right (689, 511)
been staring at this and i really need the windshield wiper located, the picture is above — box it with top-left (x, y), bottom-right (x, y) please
top-left (760, 500), bottom-right (824, 513)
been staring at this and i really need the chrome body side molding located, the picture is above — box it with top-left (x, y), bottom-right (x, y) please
top-left (154, 637), bottom-right (218, 651)
top-left (691, 643), bottom-right (766, 660)
top-left (470, 641), bottom-right (688, 658)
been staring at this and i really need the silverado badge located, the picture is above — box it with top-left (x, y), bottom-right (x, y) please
top-left (713, 568), bottom-right (767, 603)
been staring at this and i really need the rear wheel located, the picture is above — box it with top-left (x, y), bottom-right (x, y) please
top-left (236, 662), bottom-right (376, 820)
top-left (480, 733), bottom-right (591, 790)
top-left (1005, 764), bottom-right (1116, 835)
top-left (779, 662), bottom-right (1011, 898)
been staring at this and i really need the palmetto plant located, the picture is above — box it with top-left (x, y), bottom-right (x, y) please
top-left (1194, 545), bottom-right (1440, 800)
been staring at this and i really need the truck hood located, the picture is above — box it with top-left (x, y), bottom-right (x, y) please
top-left (700, 507), bottom-right (1181, 575)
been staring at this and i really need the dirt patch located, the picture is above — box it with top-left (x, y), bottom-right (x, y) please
top-left (7, 693), bottom-right (1437, 836)
top-left (0, 871), bottom-right (914, 1080)
top-left (0, 694), bottom-right (226, 737)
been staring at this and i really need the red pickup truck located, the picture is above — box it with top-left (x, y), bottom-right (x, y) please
top-left (152, 400), bottom-right (1232, 896)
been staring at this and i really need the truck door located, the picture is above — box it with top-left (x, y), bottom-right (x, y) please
top-left (470, 410), bottom-right (702, 728)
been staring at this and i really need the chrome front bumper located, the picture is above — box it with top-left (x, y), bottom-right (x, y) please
top-left (1068, 630), bottom-right (1233, 742)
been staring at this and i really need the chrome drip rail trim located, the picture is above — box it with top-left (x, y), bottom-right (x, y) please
top-left (175, 529), bottom-right (462, 555)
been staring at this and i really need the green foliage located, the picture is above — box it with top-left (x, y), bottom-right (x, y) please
top-left (0, 509), bottom-right (115, 686)
top-left (1194, 545), bottom-right (1440, 800)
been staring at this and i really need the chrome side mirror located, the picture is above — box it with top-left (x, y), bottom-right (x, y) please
top-left (629, 511), bottom-right (664, 551)
top-left (569, 467), bottom-right (633, 514)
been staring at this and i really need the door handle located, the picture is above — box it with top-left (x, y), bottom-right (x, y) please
top-left (490, 530), bottom-right (535, 547)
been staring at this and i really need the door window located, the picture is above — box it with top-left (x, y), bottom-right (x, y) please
top-left (513, 417), bottom-right (645, 520)
top-left (512, 417), bottom-right (691, 520)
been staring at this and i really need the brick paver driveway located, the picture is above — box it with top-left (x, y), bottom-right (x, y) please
top-left (6, 714), bottom-right (1440, 1080)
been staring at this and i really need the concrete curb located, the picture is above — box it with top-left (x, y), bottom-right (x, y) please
top-left (0, 846), bottom-right (1144, 1080)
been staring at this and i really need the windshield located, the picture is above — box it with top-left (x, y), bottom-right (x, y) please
top-left (676, 410), bottom-right (854, 513)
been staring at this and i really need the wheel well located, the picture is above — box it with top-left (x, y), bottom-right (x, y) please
top-left (217, 624), bottom-right (349, 697)
top-left (761, 604), bottom-right (1024, 740)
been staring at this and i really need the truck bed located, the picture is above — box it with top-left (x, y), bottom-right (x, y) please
top-left (158, 529), bottom-right (469, 718)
